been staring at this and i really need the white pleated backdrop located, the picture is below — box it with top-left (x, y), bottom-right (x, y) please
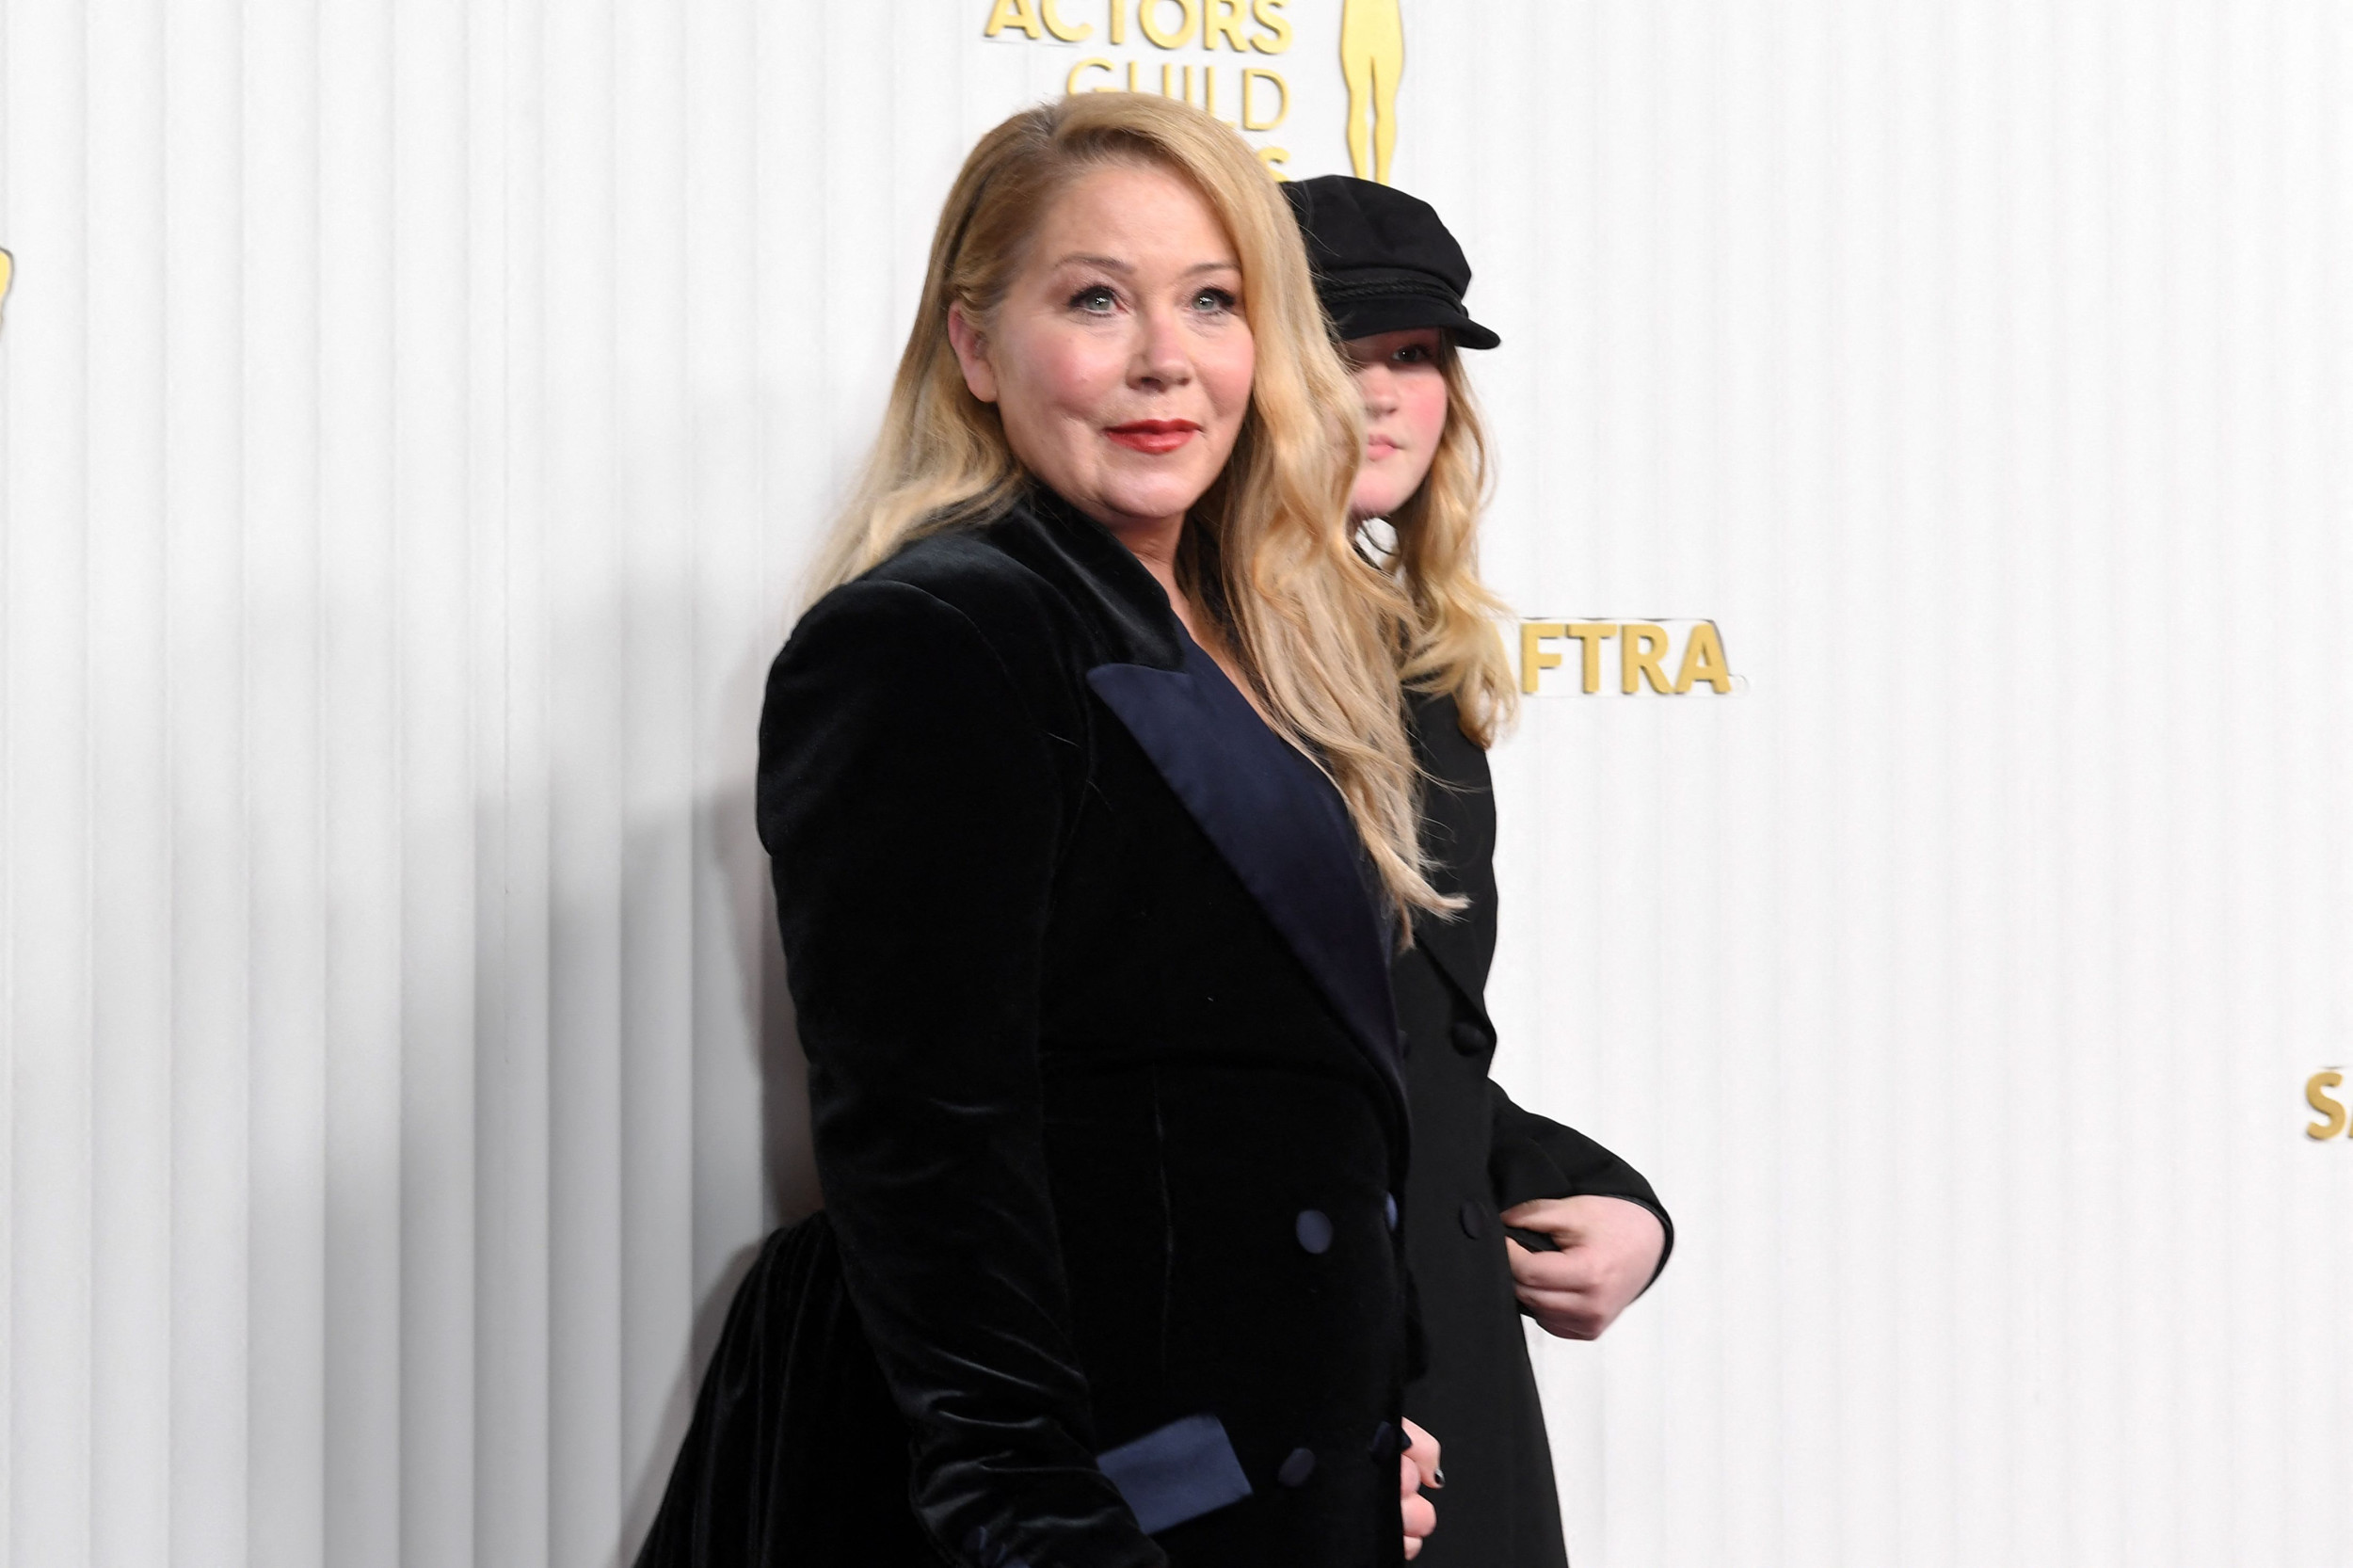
top-left (6, 3), bottom-right (2350, 1565)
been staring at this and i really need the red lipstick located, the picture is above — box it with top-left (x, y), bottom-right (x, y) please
top-left (1105, 419), bottom-right (1200, 455)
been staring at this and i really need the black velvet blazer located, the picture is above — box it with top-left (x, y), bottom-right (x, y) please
top-left (1395, 692), bottom-right (1673, 1568)
top-left (753, 489), bottom-right (1414, 1567)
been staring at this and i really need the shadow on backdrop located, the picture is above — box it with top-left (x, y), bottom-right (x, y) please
top-left (612, 632), bottom-right (824, 1568)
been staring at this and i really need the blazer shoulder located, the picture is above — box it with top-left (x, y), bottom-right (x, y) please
top-left (1408, 691), bottom-right (1496, 881)
top-left (861, 527), bottom-right (1077, 653)
top-left (791, 526), bottom-right (1095, 719)
top-left (1408, 690), bottom-right (1493, 794)
top-left (772, 527), bottom-right (1101, 772)
top-left (759, 567), bottom-right (1086, 865)
top-left (1406, 689), bottom-right (1499, 995)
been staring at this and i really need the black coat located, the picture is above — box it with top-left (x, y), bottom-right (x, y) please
top-left (639, 490), bottom-right (1417, 1568)
top-left (1394, 694), bottom-right (1673, 1568)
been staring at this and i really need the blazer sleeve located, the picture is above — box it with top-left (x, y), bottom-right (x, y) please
top-left (758, 580), bottom-right (1163, 1568)
top-left (1486, 1082), bottom-right (1676, 1288)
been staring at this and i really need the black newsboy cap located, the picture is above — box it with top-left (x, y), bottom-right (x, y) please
top-left (1282, 175), bottom-right (1500, 350)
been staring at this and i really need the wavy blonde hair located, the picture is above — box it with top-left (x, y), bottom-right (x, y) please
top-left (1376, 339), bottom-right (1519, 746)
top-left (809, 93), bottom-right (1449, 917)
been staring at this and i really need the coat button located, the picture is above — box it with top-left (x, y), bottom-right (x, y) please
top-left (1277, 1447), bottom-right (1318, 1487)
top-left (1369, 1421), bottom-right (1397, 1459)
top-left (1458, 1199), bottom-right (1486, 1240)
top-left (1295, 1209), bottom-right (1334, 1255)
top-left (1385, 1193), bottom-right (1399, 1232)
top-left (1450, 1018), bottom-right (1492, 1053)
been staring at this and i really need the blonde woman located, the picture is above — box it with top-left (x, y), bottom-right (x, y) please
top-left (638, 100), bottom-right (1444, 1567)
top-left (1285, 175), bottom-right (1674, 1567)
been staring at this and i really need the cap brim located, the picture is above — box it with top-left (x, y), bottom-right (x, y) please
top-left (1327, 293), bottom-right (1501, 351)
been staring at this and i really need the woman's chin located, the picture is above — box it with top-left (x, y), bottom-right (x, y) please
top-left (1095, 479), bottom-right (1216, 531)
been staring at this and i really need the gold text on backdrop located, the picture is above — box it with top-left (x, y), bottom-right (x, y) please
top-left (2306, 1071), bottom-right (2346, 1139)
top-left (1517, 619), bottom-right (1735, 696)
top-left (984, 1), bottom-right (1307, 176)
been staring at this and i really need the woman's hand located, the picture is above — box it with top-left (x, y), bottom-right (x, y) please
top-left (1400, 1417), bottom-right (1440, 1559)
top-left (1499, 1195), bottom-right (1667, 1340)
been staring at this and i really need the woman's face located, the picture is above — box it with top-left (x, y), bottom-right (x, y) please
top-left (1344, 328), bottom-right (1449, 522)
top-left (950, 162), bottom-right (1255, 540)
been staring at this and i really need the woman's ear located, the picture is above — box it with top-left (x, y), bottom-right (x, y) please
top-left (946, 304), bottom-right (999, 404)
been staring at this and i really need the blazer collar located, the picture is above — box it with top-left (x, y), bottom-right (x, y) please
top-left (986, 486), bottom-right (1188, 671)
top-left (994, 485), bottom-right (1402, 1099)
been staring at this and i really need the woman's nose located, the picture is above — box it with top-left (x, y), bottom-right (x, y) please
top-left (1356, 366), bottom-right (1397, 414)
top-left (1130, 307), bottom-right (1194, 387)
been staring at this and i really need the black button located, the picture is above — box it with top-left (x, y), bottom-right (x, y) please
top-left (1458, 1199), bottom-right (1486, 1239)
top-left (1277, 1447), bottom-right (1317, 1487)
top-left (1450, 1018), bottom-right (1492, 1054)
top-left (1384, 1193), bottom-right (1399, 1232)
top-left (1369, 1421), bottom-right (1397, 1459)
top-left (1295, 1208), bottom-right (1334, 1255)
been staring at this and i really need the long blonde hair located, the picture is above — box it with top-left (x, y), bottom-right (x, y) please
top-left (1380, 340), bottom-right (1519, 746)
top-left (809, 93), bottom-right (1449, 917)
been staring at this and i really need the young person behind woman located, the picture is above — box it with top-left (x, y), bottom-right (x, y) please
top-left (1284, 175), bottom-right (1675, 1568)
top-left (636, 101), bottom-right (1446, 1568)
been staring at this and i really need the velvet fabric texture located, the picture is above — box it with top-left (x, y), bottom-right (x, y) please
top-left (1395, 693), bottom-right (1673, 1568)
top-left (637, 490), bottom-right (1414, 1568)
top-left (633, 1216), bottom-right (936, 1566)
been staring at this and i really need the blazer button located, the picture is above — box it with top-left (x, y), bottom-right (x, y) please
top-left (1458, 1199), bottom-right (1486, 1240)
top-left (1295, 1208), bottom-right (1335, 1255)
top-left (1369, 1420), bottom-right (1398, 1459)
top-left (1384, 1193), bottom-right (1399, 1232)
top-left (1449, 1018), bottom-right (1492, 1054)
top-left (1277, 1447), bottom-right (1318, 1487)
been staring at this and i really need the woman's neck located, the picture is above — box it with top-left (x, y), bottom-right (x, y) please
top-left (1104, 512), bottom-right (1198, 633)
top-left (1106, 511), bottom-right (1270, 721)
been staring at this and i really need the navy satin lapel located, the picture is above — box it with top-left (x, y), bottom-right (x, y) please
top-left (1086, 650), bottom-right (1401, 1095)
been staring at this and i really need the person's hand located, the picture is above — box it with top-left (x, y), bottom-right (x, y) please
top-left (1400, 1416), bottom-right (1440, 1559)
top-left (1499, 1194), bottom-right (1666, 1340)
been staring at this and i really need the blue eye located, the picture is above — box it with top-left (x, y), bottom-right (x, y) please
top-left (1070, 284), bottom-right (1118, 314)
top-left (1193, 286), bottom-right (1238, 313)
